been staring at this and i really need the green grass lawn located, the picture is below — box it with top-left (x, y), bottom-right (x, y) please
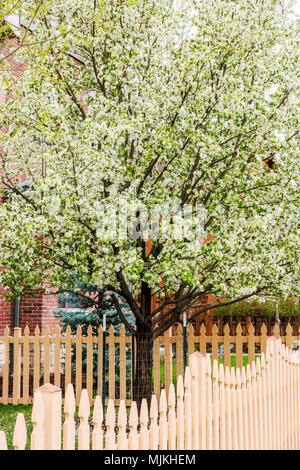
top-left (0, 404), bottom-right (33, 450)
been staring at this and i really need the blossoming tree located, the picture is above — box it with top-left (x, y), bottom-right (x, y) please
top-left (0, 0), bottom-right (299, 403)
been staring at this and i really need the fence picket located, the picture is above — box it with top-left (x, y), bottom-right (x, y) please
top-left (236, 368), bottom-right (244, 450)
top-left (176, 375), bottom-right (184, 450)
top-left (218, 364), bottom-right (226, 450)
top-left (212, 360), bottom-right (219, 450)
top-left (168, 384), bottom-right (176, 450)
top-left (31, 390), bottom-right (45, 450)
top-left (149, 394), bottom-right (159, 450)
top-left (105, 399), bottom-right (116, 450)
top-left (128, 401), bottom-right (139, 450)
top-left (184, 367), bottom-right (192, 450)
top-left (0, 430), bottom-right (7, 450)
top-left (231, 367), bottom-right (238, 450)
top-left (92, 395), bottom-right (103, 450)
top-left (12, 328), bottom-right (21, 405)
top-left (139, 398), bottom-right (149, 450)
top-left (159, 389), bottom-right (168, 450)
top-left (22, 325), bottom-right (30, 405)
top-left (13, 413), bottom-right (27, 450)
top-left (117, 400), bottom-right (128, 450)
top-left (63, 384), bottom-right (76, 450)
top-left (78, 389), bottom-right (90, 450)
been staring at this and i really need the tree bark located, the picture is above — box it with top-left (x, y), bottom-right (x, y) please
top-left (133, 322), bottom-right (153, 409)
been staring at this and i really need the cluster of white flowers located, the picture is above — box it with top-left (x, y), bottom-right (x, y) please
top-left (0, 0), bottom-right (298, 318)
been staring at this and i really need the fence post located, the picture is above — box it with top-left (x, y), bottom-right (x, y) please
top-left (36, 383), bottom-right (62, 450)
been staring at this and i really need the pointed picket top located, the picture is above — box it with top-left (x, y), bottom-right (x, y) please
top-left (54, 324), bottom-right (61, 336)
top-left (44, 326), bottom-right (50, 337)
top-left (176, 375), bottom-right (184, 399)
top-left (92, 396), bottom-right (103, 450)
top-left (272, 323), bottom-right (280, 338)
top-left (93, 395), bottom-right (103, 427)
top-left (281, 343), bottom-right (287, 361)
top-left (248, 322), bottom-right (254, 335)
top-left (120, 324), bottom-right (125, 336)
top-left (106, 399), bottom-right (116, 428)
top-left (108, 324), bottom-right (115, 336)
top-left (200, 323), bottom-right (206, 335)
top-left (150, 394), bottom-right (158, 422)
top-left (4, 325), bottom-right (10, 336)
top-left (140, 398), bottom-right (149, 428)
top-left (212, 323), bottom-right (218, 335)
top-left (87, 324), bottom-right (93, 337)
top-left (286, 322), bottom-right (292, 335)
top-left (0, 431), bottom-right (7, 450)
top-left (159, 389), bottom-right (167, 415)
top-left (34, 325), bottom-right (40, 336)
top-left (184, 366), bottom-right (191, 389)
top-left (118, 400), bottom-right (127, 429)
top-left (260, 323), bottom-right (267, 335)
top-left (206, 354), bottom-right (212, 376)
top-left (190, 353), bottom-right (199, 381)
top-left (251, 361), bottom-right (256, 383)
top-left (13, 413), bottom-right (27, 450)
top-left (63, 384), bottom-right (76, 450)
top-left (79, 389), bottom-right (90, 420)
top-left (64, 384), bottom-right (76, 415)
top-left (246, 364), bottom-right (251, 385)
top-left (128, 401), bottom-right (139, 449)
top-left (241, 367), bottom-right (246, 388)
top-left (256, 357), bottom-right (261, 378)
top-left (187, 322), bottom-right (194, 336)
top-left (65, 324), bottom-right (71, 336)
top-left (236, 367), bottom-right (241, 388)
top-left (98, 324), bottom-right (103, 335)
top-left (24, 325), bottom-right (30, 337)
top-left (105, 399), bottom-right (116, 449)
top-left (261, 352), bottom-right (266, 371)
top-left (129, 400), bottom-right (138, 428)
top-left (76, 325), bottom-right (82, 336)
top-left (224, 323), bottom-right (230, 335)
top-left (168, 383), bottom-right (175, 409)
top-left (219, 363), bottom-right (224, 383)
top-left (117, 400), bottom-right (128, 450)
top-left (236, 323), bottom-right (242, 335)
top-left (176, 322), bottom-right (183, 337)
top-left (212, 359), bottom-right (218, 383)
top-left (224, 366), bottom-right (230, 388)
top-left (230, 367), bottom-right (236, 390)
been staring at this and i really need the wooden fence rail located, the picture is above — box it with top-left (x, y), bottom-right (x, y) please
top-left (0, 337), bottom-right (299, 450)
top-left (0, 322), bottom-right (299, 406)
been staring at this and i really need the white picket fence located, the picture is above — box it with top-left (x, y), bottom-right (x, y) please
top-left (0, 336), bottom-right (299, 450)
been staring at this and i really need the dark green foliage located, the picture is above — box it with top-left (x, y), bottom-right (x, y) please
top-left (55, 283), bottom-right (135, 377)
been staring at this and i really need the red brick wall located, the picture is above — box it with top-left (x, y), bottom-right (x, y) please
top-left (0, 292), bottom-right (60, 335)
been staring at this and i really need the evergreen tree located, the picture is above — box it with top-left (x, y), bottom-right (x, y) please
top-left (55, 283), bottom-right (135, 377)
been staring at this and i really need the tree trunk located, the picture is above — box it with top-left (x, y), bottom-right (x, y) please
top-left (133, 322), bottom-right (153, 409)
